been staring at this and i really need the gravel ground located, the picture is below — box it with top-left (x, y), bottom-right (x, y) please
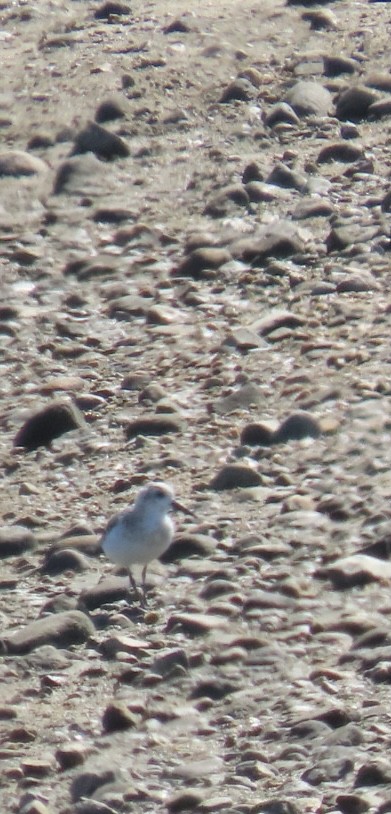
top-left (2, 1), bottom-right (391, 812)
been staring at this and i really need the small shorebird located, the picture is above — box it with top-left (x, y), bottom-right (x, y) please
top-left (101, 481), bottom-right (192, 604)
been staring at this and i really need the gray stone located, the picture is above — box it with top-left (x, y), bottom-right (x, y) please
top-left (3, 611), bottom-right (95, 654)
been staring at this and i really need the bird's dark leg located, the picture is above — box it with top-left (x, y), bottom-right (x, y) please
top-left (141, 564), bottom-right (148, 606)
top-left (128, 569), bottom-right (141, 601)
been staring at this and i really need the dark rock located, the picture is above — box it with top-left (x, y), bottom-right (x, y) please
top-left (242, 162), bottom-right (264, 183)
top-left (336, 794), bottom-right (369, 814)
top-left (302, 9), bottom-right (338, 30)
top-left (323, 55), bottom-right (358, 76)
top-left (336, 86), bottom-right (379, 121)
top-left (264, 103), bottom-right (300, 127)
top-left (354, 760), bottom-right (391, 787)
top-left (204, 184), bottom-right (250, 217)
top-left (0, 526), bottom-right (36, 557)
top-left (72, 121), bottom-right (130, 160)
top-left (210, 464), bottom-right (263, 490)
top-left (124, 415), bottom-right (184, 439)
top-left (174, 247), bottom-right (231, 279)
top-left (164, 18), bottom-right (192, 34)
top-left (166, 612), bottom-right (227, 635)
top-left (102, 702), bottom-right (138, 732)
top-left (251, 309), bottom-right (306, 336)
top-left (95, 97), bottom-right (126, 123)
top-left (231, 227), bottom-right (306, 265)
top-left (219, 78), bottom-right (256, 103)
top-left (240, 422), bottom-right (275, 446)
top-left (41, 548), bottom-right (90, 574)
top-left (71, 770), bottom-right (116, 802)
top-left (3, 610), bottom-right (95, 654)
top-left (167, 791), bottom-right (204, 813)
top-left (94, 2), bottom-right (131, 19)
top-left (162, 533), bottom-right (217, 562)
top-left (368, 98), bottom-right (391, 118)
top-left (274, 412), bottom-right (321, 442)
top-left (79, 576), bottom-right (129, 610)
top-left (267, 163), bottom-right (308, 191)
top-left (14, 401), bottom-right (87, 450)
top-left (190, 678), bottom-right (239, 699)
top-left (317, 142), bottom-right (364, 163)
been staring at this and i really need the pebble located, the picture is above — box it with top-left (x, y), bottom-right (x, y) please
top-left (102, 702), bottom-right (139, 732)
top-left (335, 86), bottom-right (380, 121)
top-left (72, 121), bottom-right (130, 160)
top-left (210, 464), bottom-right (263, 491)
top-left (0, 526), bottom-right (36, 557)
top-left (3, 610), bottom-right (95, 654)
top-left (0, 150), bottom-right (47, 176)
top-left (13, 401), bottom-right (87, 450)
top-left (274, 412), bottom-right (321, 442)
top-left (124, 415), bottom-right (185, 439)
top-left (167, 791), bottom-right (205, 812)
top-left (162, 533), bottom-right (218, 561)
top-left (284, 81), bottom-right (333, 117)
top-left (175, 247), bottom-right (231, 279)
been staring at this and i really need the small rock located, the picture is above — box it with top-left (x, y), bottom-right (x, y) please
top-left (94, 2), bottom-right (131, 19)
top-left (102, 702), bottom-right (138, 732)
top-left (41, 548), bottom-right (90, 574)
top-left (274, 412), bottom-right (321, 442)
top-left (167, 790), bottom-right (205, 812)
top-left (240, 422), bottom-right (276, 446)
top-left (71, 770), bottom-right (116, 802)
top-left (323, 55), bottom-right (358, 77)
top-left (0, 149), bottom-right (47, 176)
top-left (264, 103), bottom-right (300, 127)
top-left (219, 78), bottom-right (256, 103)
top-left (213, 383), bottom-right (264, 415)
top-left (316, 555), bottom-right (391, 589)
top-left (14, 401), bottom-right (87, 451)
top-left (336, 86), bottom-right (379, 121)
top-left (210, 464), bottom-right (263, 490)
top-left (267, 163), bottom-right (308, 192)
top-left (72, 121), bottom-right (130, 160)
top-left (251, 309), bottom-right (305, 337)
top-left (3, 610), bottom-right (95, 654)
top-left (53, 153), bottom-right (107, 194)
top-left (166, 613), bottom-right (227, 635)
top-left (0, 526), bottom-right (36, 558)
top-left (204, 184), bottom-right (250, 218)
top-left (80, 576), bottom-right (129, 611)
top-left (174, 247), bottom-right (231, 279)
top-left (124, 415), bottom-right (184, 439)
top-left (284, 81), bottom-right (333, 117)
top-left (56, 743), bottom-right (89, 770)
top-left (317, 142), bottom-right (363, 163)
top-left (162, 533), bottom-right (217, 562)
top-left (95, 97), bottom-right (127, 123)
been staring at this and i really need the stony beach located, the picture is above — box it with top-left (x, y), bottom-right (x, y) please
top-left (2, 0), bottom-right (391, 811)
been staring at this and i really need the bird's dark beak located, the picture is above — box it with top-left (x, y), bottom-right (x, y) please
top-left (172, 499), bottom-right (194, 517)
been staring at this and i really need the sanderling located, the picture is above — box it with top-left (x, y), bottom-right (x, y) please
top-left (101, 481), bottom-right (192, 604)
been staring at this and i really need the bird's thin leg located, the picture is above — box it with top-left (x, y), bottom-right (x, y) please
top-left (128, 569), bottom-right (141, 601)
top-left (141, 564), bottom-right (148, 606)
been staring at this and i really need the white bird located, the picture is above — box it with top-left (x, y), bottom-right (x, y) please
top-left (100, 481), bottom-right (192, 604)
